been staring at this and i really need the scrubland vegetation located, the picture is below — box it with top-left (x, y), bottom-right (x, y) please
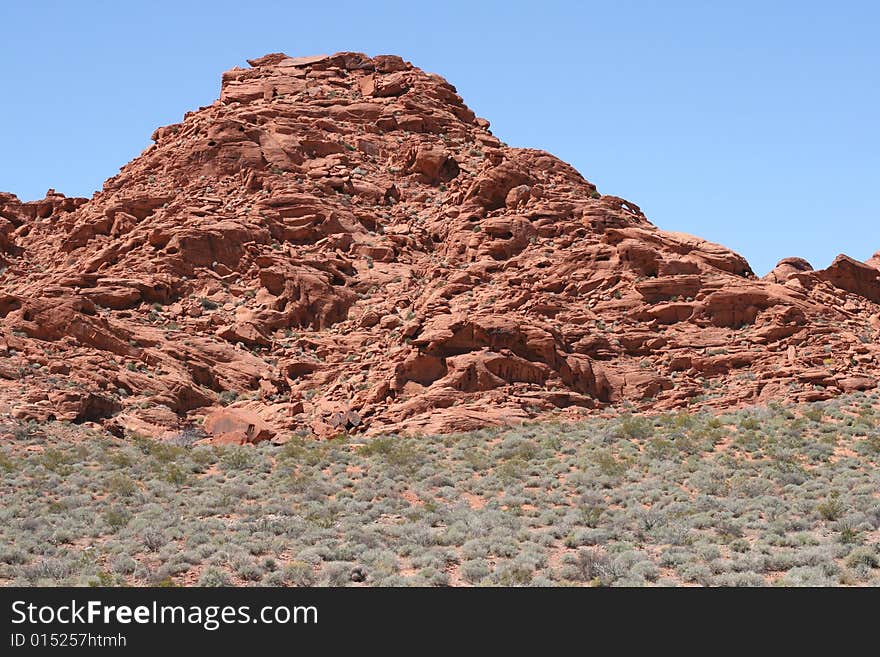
top-left (1, 393), bottom-right (879, 587)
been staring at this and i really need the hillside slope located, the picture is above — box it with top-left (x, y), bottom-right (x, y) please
top-left (1, 52), bottom-right (879, 441)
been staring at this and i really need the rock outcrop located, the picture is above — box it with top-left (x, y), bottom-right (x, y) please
top-left (2, 52), bottom-right (879, 440)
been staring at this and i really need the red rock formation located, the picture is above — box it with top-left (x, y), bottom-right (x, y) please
top-left (763, 257), bottom-right (813, 284)
top-left (1, 51), bottom-right (879, 440)
top-left (815, 255), bottom-right (880, 304)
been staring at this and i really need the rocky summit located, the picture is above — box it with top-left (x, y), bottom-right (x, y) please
top-left (1, 52), bottom-right (879, 443)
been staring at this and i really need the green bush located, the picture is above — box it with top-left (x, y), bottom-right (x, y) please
top-left (846, 547), bottom-right (879, 569)
top-left (817, 496), bottom-right (845, 521)
top-left (615, 415), bottom-right (654, 440)
top-left (460, 559), bottom-right (491, 584)
top-left (198, 568), bottom-right (232, 587)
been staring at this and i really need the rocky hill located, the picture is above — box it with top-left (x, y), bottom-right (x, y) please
top-left (2, 52), bottom-right (879, 443)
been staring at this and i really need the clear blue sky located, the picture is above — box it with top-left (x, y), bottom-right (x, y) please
top-left (1, 1), bottom-right (877, 274)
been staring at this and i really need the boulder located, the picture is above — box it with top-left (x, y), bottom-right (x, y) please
top-left (204, 407), bottom-right (276, 445)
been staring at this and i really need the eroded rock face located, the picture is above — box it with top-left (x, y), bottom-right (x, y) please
top-left (203, 407), bottom-right (276, 445)
top-left (2, 51), bottom-right (879, 440)
top-left (763, 257), bottom-right (813, 283)
top-left (814, 255), bottom-right (880, 304)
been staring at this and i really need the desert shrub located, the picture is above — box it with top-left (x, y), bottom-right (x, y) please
top-left (106, 473), bottom-right (138, 496)
top-left (630, 560), bottom-right (660, 582)
top-left (845, 546), bottom-right (879, 570)
top-left (591, 449), bottom-right (627, 478)
top-left (460, 559), bottom-right (491, 584)
top-left (419, 566), bottom-right (450, 586)
top-left (0, 450), bottom-right (18, 472)
top-left (497, 435), bottom-right (542, 461)
top-left (233, 559), bottom-right (264, 582)
top-left (570, 547), bottom-right (613, 584)
top-left (110, 554), bottom-right (137, 575)
top-left (142, 531), bottom-right (168, 552)
top-left (816, 495), bottom-right (845, 521)
top-left (132, 437), bottom-right (186, 463)
top-left (492, 561), bottom-right (534, 586)
top-left (564, 528), bottom-right (611, 548)
top-left (614, 415), bottom-right (654, 440)
top-left (20, 558), bottom-right (75, 583)
top-left (282, 561), bottom-right (316, 587)
top-left (198, 568), bottom-right (232, 586)
top-left (103, 506), bottom-right (131, 530)
top-left (220, 447), bottom-right (254, 471)
top-left (320, 561), bottom-right (355, 586)
top-left (0, 546), bottom-right (28, 565)
top-left (40, 448), bottom-right (76, 474)
top-left (865, 505), bottom-right (880, 530)
top-left (776, 566), bottom-right (836, 586)
top-left (359, 437), bottom-right (422, 471)
top-left (679, 563), bottom-right (712, 585)
top-left (162, 463), bottom-right (190, 486)
top-left (712, 572), bottom-right (766, 587)
top-left (263, 571), bottom-right (287, 586)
